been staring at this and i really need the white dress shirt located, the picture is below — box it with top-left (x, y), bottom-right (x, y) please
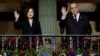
top-left (73, 13), bottom-right (80, 22)
top-left (61, 16), bottom-right (66, 20)
top-left (28, 19), bottom-right (33, 27)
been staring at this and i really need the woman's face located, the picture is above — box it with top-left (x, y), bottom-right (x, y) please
top-left (27, 8), bottom-right (34, 19)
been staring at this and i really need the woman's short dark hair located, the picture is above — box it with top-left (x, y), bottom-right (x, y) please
top-left (24, 6), bottom-right (35, 18)
top-left (61, 3), bottom-right (68, 11)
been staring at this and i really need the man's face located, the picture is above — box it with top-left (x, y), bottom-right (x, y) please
top-left (70, 3), bottom-right (78, 15)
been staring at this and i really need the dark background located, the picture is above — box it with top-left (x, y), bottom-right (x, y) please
top-left (0, 0), bottom-right (100, 32)
top-left (0, 0), bottom-right (38, 21)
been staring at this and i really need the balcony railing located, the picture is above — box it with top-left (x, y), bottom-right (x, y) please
top-left (0, 35), bottom-right (99, 56)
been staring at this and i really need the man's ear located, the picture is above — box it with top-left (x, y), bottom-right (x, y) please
top-left (77, 8), bottom-right (79, 12)
top-left (67, 3), bottom-right (70, 12)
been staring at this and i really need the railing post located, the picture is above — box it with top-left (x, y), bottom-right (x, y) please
top-left (90, 37), bottom-right (92, 54)
top-left (98, 40), bottom-right (100, 54)
top-left (5, 35), bottom-right (6, 50)
top-left (16, 35), bottom-right (19, 51)
top-left (29, 37), bottom-right (32, 53)
top-left (2, 37), bottom-right (4, 52)
top-left (36, 36), bottom-right (39, 52)
top-left (77, 36), bottom-right (79, 54)
top-left (69, 37), bottom-right (73, 50)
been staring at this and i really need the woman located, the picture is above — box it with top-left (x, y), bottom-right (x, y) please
top-left (59, 6), bottom-right (68, 49)
top-left (14, 7), bottom-right (42, 51)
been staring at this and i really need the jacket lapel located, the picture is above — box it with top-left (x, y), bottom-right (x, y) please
top-left (26, 19), bottom-right (32, 28)
top-left (78, 14), bottom-right (82, 23)
top-left (32, 20), bottom-right (35, 28)
top-left (71, 15), bottom-right (77, 24)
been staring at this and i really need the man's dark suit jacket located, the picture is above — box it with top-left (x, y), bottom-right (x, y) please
top-left (66, 13), bottom-right (92, 35)
top-left (14, 18), bottom-right (42, 44)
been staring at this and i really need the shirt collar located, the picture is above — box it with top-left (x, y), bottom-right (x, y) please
top-left (73, 13), bottom-right (80, 17)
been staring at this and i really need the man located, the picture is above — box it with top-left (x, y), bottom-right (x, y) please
top-left (66, 3), bottom-right (92, 51)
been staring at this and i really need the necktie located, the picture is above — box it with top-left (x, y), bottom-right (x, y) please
top-left (74, 15), bottom-right (77, 24)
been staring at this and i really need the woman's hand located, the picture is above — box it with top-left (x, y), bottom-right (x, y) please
top-left (14, 11), bottom-right (20, 22)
